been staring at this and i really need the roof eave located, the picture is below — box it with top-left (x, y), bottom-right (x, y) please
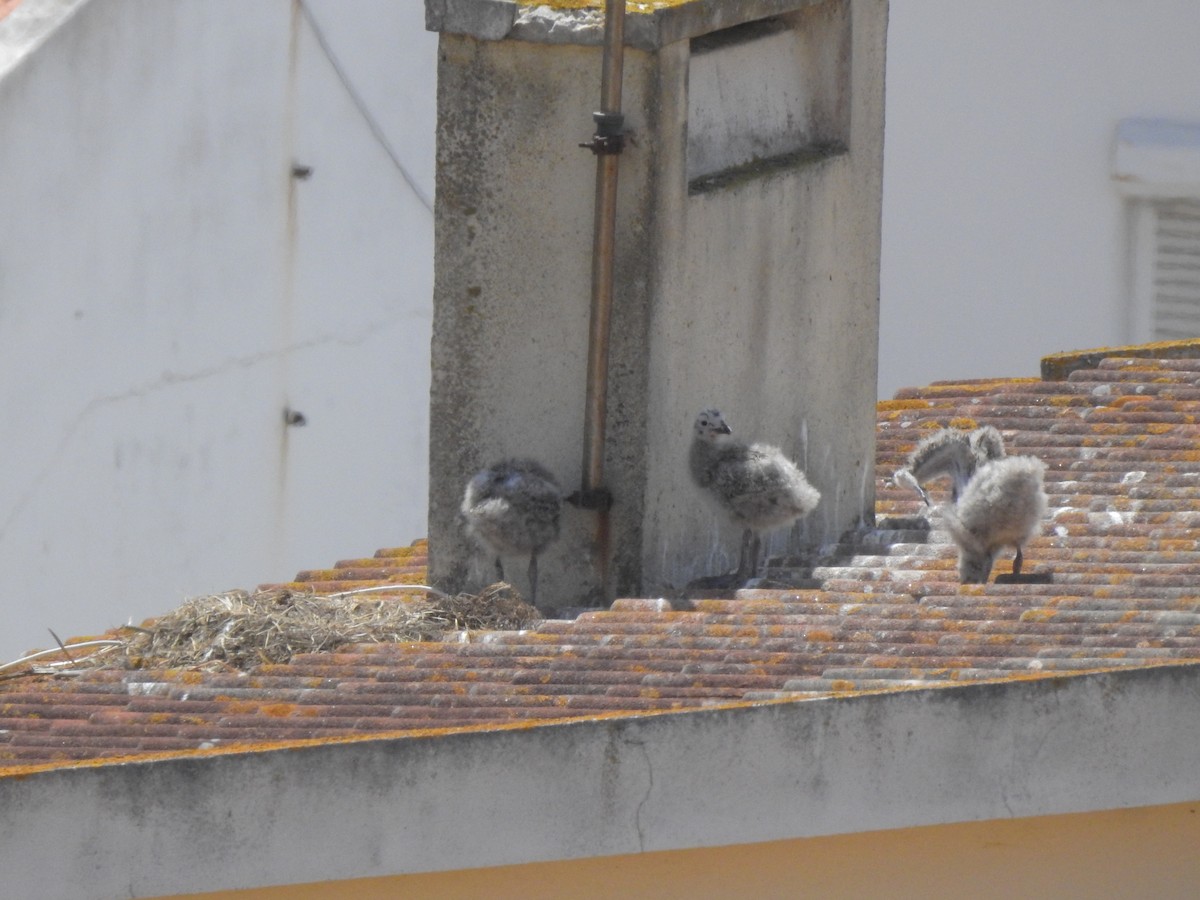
top-left (3, 663), bottom-right (1199, 898)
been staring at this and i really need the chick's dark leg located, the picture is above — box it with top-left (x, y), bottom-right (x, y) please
top-left (735, 529), bottom-right (764, 582)
top-left (494, 557), bottom-right (505, 583)
top-left (1012, 547), bottom-right (1024, 577)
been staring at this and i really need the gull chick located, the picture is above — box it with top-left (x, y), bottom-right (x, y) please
top-left (689, 408), bottom-right (821, 581)
top-left (461, 458), bottom-right (562, 608)
top-left (939, 455), bottom-right (1047, 584)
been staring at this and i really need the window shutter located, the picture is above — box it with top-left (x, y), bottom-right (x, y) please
top-left (1152, 199), bottom-right (1200, 340)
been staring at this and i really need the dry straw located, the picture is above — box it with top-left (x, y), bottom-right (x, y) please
top-left (0, 583), bottom-right (540, 678)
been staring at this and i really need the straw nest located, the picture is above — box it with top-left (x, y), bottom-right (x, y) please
top-left (1, 583), bottom-right (540, 677)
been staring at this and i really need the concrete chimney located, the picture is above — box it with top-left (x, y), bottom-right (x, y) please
top-left (426, 0), bottom-right (887, 607)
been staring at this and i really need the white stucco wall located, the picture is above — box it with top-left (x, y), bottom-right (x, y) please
top-left (878, 0), bottom-right (1200, 397)
top-left (0, 0), bottom-right (436, 662)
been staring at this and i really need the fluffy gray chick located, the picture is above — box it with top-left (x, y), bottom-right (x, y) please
top-left (461, 458), bottom-right (562, 608)
top-left (689, 408), bottom-right (821, 581)
top-left (939, 454), bottom-right (1047, 584)
top-left (895, 425), bottom-right (1006, 504)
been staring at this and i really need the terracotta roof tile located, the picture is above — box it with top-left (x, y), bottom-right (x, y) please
top-left (8, 345), bottom-right (1200, 772)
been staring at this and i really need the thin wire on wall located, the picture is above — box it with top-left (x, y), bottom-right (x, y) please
top-left (298, 0), bottom-right (435, 214)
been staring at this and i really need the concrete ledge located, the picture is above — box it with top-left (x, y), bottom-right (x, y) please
top-left (688, 143), bottom-right (846, 195)
top-left (1041, 339), bottom-right (1200, 381)
top-left (426, 0), bottom-right (829, 50)
top-left (426, 0), bottom-right (518, 42)
top-left (3, 664), bottom-right (1200, 898)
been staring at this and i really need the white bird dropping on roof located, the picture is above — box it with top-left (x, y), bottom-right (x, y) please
top-left (894, 425), bottom-right (1006, 504)
top-left (461, 458), bottom-right (563, 608)
top-left (689, 408), bottom-right (821, 581)
top-left (940, 455), bottom-right (1047, 584)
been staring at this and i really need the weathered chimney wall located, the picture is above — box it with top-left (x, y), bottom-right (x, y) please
top-left (427, 0), bottom-right (887, 606)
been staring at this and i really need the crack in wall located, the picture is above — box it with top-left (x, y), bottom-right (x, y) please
top-left (624, 733), bottom-right (653, 852)
top-left (1001, 688), bottom-right (1064, 818)
top-left (0, 321), bottom-right (396, 540)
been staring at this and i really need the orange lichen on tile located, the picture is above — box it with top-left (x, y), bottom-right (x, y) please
top-left (878, 399), bottom-right (934, 411)
top-left (259, 703), bottom-right (303, 718)
top-left (1042, 339), bottom-right (1200, 380)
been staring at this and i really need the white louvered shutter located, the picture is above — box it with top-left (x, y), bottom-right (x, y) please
top-left (1151, 199), bottom-right (1200, 340)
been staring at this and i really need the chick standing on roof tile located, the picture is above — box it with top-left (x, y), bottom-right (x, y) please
top-left (689, 408), bottom-right (821, 582)
top-left (894, 426), bottom-right (1046, 583)
top-left (461, 458), bottom-right (562, 608)
top-left (940, 455), bottom-right (1047, 583)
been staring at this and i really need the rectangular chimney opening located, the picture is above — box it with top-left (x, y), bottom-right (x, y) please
top-left (687, 0), bottom-right (851, 192)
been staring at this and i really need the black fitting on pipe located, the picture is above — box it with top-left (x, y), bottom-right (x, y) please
top-left (580, 111), bottom-right (626, 156)
top-left (565, 486), bottom-right (615, 512)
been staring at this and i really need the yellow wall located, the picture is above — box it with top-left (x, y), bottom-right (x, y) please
top-left (165, 802), bottom-right (1200, 900)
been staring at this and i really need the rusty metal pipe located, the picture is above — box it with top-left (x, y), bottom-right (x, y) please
top-left (578, 0), bottom-right (627, 599)
top-left (582, 155), bottom-right (619, 492)
top-left (597, 0), bottom-right (626, 123)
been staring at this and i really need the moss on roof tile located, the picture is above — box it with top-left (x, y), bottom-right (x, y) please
top-left (1042, 339), bottom-right (1200, 381)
